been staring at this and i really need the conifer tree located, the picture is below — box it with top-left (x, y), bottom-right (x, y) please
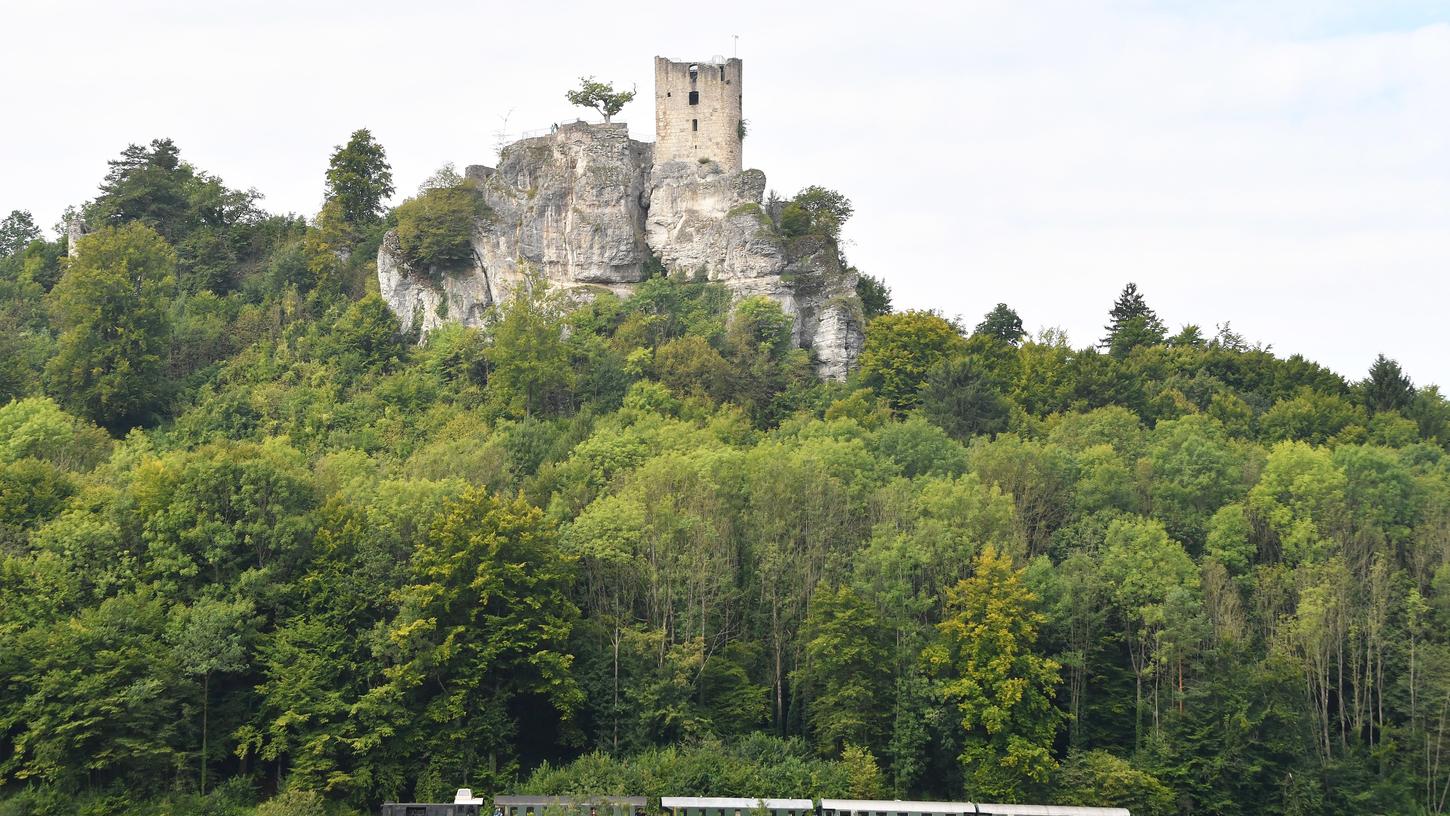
top-left (1363, 353), bottom-right (1414, 413)
top-left (90, 139), bottom-right (191, 240)
top-left (1102, 282), bottom-right (1166, 358)
top-left (919, 357), bottom-right (1010, 440)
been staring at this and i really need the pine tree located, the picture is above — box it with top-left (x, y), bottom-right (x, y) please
top-left (1363, 353), bottom-right (1414, 413)
top-left (1102, 282), bottom-right (1166, 358)
top-left (90, 139), bottom-right (192, 241)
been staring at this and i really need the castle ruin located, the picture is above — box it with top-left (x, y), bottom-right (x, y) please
top-left (377, 55), bottom-right (864, 379)
top-left (653, 57), bottom-right (743, 173)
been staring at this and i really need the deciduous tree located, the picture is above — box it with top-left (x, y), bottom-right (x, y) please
top-left (324, 129), bottom-right (394, 227)
top-left (856, 273), bottom-right (892, 321)
top-left (974, 303), bottom-right (1025, 345)
top-left (859, 311), bottom-right (965, 411)
top-left (795, 585), bottom-right (892, 756)
top-left (0, 210), bottom-right (40, 257)
top-left (45, 223), bottom-right (176, 432)
top-left (379, 488), bottom-right (581, 790)
top-left (925, 545), bottom-right (1063, 800)
top-left (394, 182), bottom-right (487, 274)
top-left (565, 77), bottom-right (636, 123)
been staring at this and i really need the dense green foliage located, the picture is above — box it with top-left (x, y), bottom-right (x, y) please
top-left (325, 130), bottom-right (395, 228)
top-left (855, 274), bottom-right (892, 322)
top-left (4, 136), bottom-right (1450, 816)
top-left (393, 181), bottom-right (487, 274)
top-left (46, 223), bottom-right (177, 431)
top-left (779, 187), bottom-right (853, 240)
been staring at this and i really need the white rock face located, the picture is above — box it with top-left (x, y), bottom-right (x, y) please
top-left (810, 302), bottom-right (866, 382)
top-left (645, 161), bottom-right (784, 285)
top-left (377, 121), bottom-right (863, 379)
top-left (471, 122), bottom-right (653, 300)
top-left (377, 232), bottom-right (494, 334)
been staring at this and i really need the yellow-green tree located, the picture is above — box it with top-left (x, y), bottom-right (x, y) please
top-left (858, 310), bottom-right (965, 411)
top-left (925, 544), bottom-right (1063, 800)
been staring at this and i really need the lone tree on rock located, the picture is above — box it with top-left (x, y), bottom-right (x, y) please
top-left (566, 77), bottom-right (636, 123)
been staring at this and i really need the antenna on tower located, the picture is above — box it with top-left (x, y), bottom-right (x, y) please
top-left (733, 34), bottom-right (739, 57)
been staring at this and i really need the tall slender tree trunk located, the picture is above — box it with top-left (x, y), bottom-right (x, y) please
top-left (201, 672), bottom-right (209, 795)
top-left (773, 597), bottom-right (785, 733)
top-left (612, 621), bottom-right (620, 752)
top-left (1133, 659), bottom-right (1144, 749)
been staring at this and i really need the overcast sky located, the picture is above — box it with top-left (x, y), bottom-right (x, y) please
top-left (2, 0), bottom-right (1447, 385)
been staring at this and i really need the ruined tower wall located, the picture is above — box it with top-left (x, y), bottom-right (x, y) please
top-left (653, 56), bottom-right (743, 172)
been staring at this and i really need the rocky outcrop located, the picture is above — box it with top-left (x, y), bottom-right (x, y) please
top-left (377, 121), bottom-right (863, 378)
top-left (377, 231), bottom-right (494, 333)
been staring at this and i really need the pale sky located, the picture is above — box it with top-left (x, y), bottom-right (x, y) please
top-left (2, 0), bottom-right (1447, 386)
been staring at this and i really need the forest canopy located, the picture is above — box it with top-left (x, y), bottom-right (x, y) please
top-left (2, 136), bottom-right (1450, 816)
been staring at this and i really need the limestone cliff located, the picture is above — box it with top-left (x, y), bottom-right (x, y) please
top-left (377, 121), bottom-right (863, 379)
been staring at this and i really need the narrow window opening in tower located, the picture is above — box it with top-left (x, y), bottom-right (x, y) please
top-left (688, 91), bottom-right (699, 105)
top-left (692, 119), bottom-right (698, 131)
top-left (689, 65), bottom-right (699, 81)
top-left (719, 65), bottom-right (726, 81)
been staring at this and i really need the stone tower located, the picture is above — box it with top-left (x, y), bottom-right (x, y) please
top-left (654, 56), bottom-right (743, 172)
